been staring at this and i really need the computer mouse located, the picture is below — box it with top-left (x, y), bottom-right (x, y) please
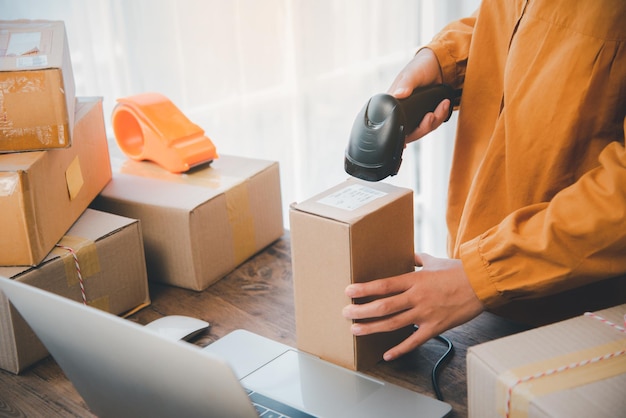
top-left (144, 315), bottom-right (210, 341)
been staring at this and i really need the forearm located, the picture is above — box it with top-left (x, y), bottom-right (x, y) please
top-left (461, 136), bottom-right (626, 309)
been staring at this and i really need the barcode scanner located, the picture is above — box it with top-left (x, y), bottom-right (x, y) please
top-left (344, 84), bottom-right (459, 182)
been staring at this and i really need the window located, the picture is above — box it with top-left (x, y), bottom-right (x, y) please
top-left (2, 0), bottom-right (478, 256)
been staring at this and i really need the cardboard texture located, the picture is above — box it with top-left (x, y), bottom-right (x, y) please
top-left (0, 208), bottom-right (151, 374)
top-left (0, 20), bottom-right (76, 151)
top-left (290, 178), bottom-right (416, 371)
top-left (91, 149), bottom-right (284, 291)
top-left (467, 304), bottom-right (626, 418)
top-left (0, 97), bottom-right (112, 266)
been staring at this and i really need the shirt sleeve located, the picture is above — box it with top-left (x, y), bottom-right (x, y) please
top-left (460, 118), bottom-right (626, 308)
top-left (425, 12), bottom-right (478, 89)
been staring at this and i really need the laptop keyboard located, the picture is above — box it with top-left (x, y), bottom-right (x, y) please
top-left (246, 389), bottom-right (316, 418)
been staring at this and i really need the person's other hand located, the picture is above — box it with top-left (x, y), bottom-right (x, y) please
top-left (342, 253), bottom-right (484, 361)
top-left (388, 48), bottom-right (451, 143)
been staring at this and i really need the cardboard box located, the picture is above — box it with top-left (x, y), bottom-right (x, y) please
top-left (0, 97), bottom-right (112, 266)
top-left (290, 178), bottom-right (416, 371)
top-left (467, 304), bottom-right (626, 418)
top-left (0, 208), bottom-right (151, 374)
top-left (0, 20), bottom-right (75, 151)
top-left (91, 151), bottom-right (284, 291)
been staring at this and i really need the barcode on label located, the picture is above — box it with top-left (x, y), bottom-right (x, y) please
top-left (317, 184), bottom-right (387, 211)
top-left (16, 55), bottom-right (48, 68)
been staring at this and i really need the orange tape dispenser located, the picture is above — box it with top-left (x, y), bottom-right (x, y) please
top-left (111, 92), bottom-right (218, 173)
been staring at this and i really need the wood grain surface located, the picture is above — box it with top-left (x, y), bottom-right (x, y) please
top-left (0, 233), bottom-right (527, 417)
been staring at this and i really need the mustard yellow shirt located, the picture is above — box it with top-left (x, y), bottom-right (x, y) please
top-left (428, 0), bottom-right (626, 324)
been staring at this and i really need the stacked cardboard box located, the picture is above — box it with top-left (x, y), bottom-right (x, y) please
top-left (0, 97), bottom-right (112, 265)
top-left (91, 147), bottom-right (285, 291)
top-left (0, 209), bottom-right (151, 373)
top-left (0, 20), bottom-right (150, 373)
top-left (467, 304), bottom-right (626, 417)
top-left (0, 20), bottom-right (75, 151)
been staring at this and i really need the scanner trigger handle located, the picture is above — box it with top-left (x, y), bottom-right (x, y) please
top-left (398, 84), bottom-right (457, 134)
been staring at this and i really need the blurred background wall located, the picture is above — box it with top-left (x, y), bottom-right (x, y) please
top-left (1, 0), bottom-right (479, 256)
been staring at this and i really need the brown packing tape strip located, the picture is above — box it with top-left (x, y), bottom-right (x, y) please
top-left (88, 295), bottom-right (111, 313)
top-left (65, 156), bottom-right (84, 200)
top-left (117, 157), bottom-right (258, 264)
top-left (52, 234), bottom-right (102, 298)
top-left (0, 70), bottom-right (67, 128)
top-left (117, 157), bottom-right (245, 190)
top-left (118, 157), bottom-right (223, 188)
top-left (497, 339), bottom-right (626, 418)
top-left (225, 182), bottom-right (256, 265)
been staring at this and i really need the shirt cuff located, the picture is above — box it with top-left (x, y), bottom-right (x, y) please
top-left (459, 234), bottom-right (506, 308)
top-left (423, 41), bottom-right (459, 87)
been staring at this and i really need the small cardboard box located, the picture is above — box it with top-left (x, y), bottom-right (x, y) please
top-left (0, 208), bottom-right (151, 374)
top-left (467, 304), bottom-right (626, 418)
top-left (290, 178), bottom-right (416, 371)
top-left (0, 20), bottom-right (76, 151)
top-left (91, 151), bottom-right (284, 291)
top-left (0, 97), bottom-right (112, 266)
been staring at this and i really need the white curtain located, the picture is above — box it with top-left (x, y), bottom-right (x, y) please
top-left (2, 0), bottom-right (478, 256)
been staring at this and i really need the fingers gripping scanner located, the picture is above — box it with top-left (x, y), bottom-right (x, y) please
top-left (344, 84), bottom-right (459, 182)
top-left (112, 92), bottom-right (218, 173)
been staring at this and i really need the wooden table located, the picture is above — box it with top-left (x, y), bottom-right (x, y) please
top-left (0, 233), bottom-right (528, 417)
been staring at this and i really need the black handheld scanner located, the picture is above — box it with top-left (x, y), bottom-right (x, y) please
top-left (344, 84), bottom-right (458, 182)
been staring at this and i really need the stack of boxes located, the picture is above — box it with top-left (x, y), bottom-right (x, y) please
top-left (0, 20), bottom-right (150, 374)
top-left (0, 19), bottom-right (286, 373)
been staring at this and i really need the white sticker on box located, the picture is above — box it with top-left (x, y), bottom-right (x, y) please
top-left (16, 55), bottom-right (48, 68)
top-left (0, 174), bottom-right (19, 196)
top-left (317, 184), bottom-right (387, 211)
top-left (7, 32), bottom-right (41, 56)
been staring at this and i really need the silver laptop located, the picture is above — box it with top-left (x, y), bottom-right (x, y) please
top-left (0, 276), bottom-right (451, 418)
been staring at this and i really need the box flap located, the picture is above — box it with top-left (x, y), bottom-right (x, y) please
top-left (0, 151), bottom-right (46, 172)
top-left (0, 209), bottom-right (138, 279)
top-left (102, 144), bottom-right (278, 210)
top-left (291, 178), bottom-right (412, 224)
top-left (62, 208), bottom-right (138, 241)
top-left (75, 96), bottom-right (103, 119)
top-left (0, 20), bottom-right (67, 70)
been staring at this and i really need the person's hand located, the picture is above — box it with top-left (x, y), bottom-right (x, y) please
top-left (388, 48), bottom-right (451, 143)
top-left (342, 253), bottom-right (484, 361)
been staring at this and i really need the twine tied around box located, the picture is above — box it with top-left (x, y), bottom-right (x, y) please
top-left (504, 311), bottom-right (626, 418)
top-left (54, 244), bottom-right (88, 305)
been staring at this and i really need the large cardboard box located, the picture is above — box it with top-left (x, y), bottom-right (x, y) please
top-left (91, 151), bottom-right (284, 291)
top-left (290, 178), bottom-right (416, 371)
top-left (0, 20), bottom-right (75, 152)
top-left (0, 208), bottom-right (151, 374)
top-left (467, 304), bottom-right (626, 418)
top-left (0, 97), bottom-right (111, 266)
